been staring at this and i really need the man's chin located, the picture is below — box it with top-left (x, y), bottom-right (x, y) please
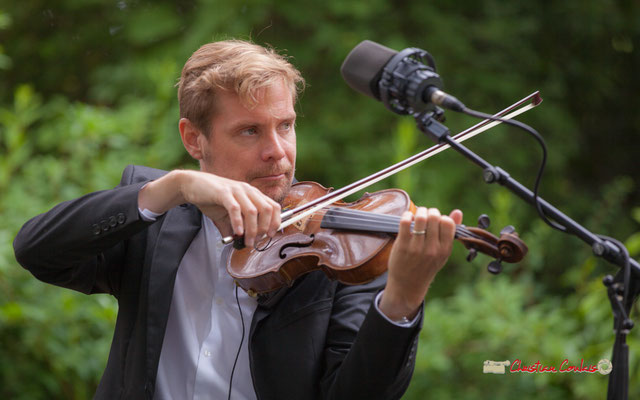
top-left (254, 181), bottom-right (291, 204)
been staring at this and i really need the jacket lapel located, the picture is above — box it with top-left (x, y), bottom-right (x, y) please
top-left (145, 204), bottom-right (201, 384)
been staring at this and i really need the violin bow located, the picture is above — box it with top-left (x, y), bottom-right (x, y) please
top-left (222, 91), bottom-right (542, 244)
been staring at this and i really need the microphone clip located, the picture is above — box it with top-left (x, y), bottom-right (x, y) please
top-left (414, 110), bottom-right (450, 143)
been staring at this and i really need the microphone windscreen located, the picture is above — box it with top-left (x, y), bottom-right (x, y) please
top-left (340, 40), bottom-right (397, 100)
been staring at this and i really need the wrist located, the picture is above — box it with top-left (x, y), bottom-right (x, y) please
top-left (138, 170), bottom-right (189, 213)
top-left (171, 169), bottom-right (193, 205)
top-left (378, 285), bottom-right (422, 322)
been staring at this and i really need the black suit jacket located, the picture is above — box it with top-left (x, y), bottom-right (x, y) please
top-left (14, 165), bottom-right (422, 399)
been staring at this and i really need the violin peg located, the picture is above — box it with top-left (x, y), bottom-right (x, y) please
top-left (477, 214), bottom-right (491, 230)
top-left (500, 225), bottom-right (516, 235)
top-left (466, 248), bottom-right (478, 262)
top-left (487, 260), bottom-right (503, 275)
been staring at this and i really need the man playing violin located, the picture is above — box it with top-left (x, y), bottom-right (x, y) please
top-left (14, 40), bottom-right (463, 399)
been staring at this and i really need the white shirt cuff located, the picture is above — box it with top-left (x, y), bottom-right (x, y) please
top-left (138, 182), bottom-right (165, 221)
top-left (139, 207), bottom-right (164, 221)
top-left (374, 290), bottom-right (421, 328)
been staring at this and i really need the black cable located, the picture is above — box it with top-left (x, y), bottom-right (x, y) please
top-left (457, 103), bottom-right (636, 306)
top-left (228, 286), bottom-right (246, 400)
top-left (460, 106), bottom-right (568, 233)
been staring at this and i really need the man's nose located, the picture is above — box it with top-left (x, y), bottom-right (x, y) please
top-left (261, 130), bottom-right (286, 161)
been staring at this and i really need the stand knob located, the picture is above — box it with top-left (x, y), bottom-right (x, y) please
top-left (603, 275), bottom-right (615, 287)
top-left (483, 167), bottom-right (500, 183)
top-left (433, 106), bottom-right (446, 122)
top-left (623, 319), bottom-right (634, 330)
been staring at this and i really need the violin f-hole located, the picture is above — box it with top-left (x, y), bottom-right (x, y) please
top-left (279, 234), bottom-right (315, 259)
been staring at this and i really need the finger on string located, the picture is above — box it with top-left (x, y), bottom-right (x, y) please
top-left (410, 207), bottom-right (428, 243)
top-left (396, 211), bottom-right (414, 244)
top-left (439, 215), bottom-right (456, 244)
top-left (449, 209), bottom-right (463, 225)
top-left (425, 208), bottom-right (441, 244)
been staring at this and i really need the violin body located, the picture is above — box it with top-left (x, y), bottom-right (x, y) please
top-left (227, 181), bottom-right (415, 295)
top-left (227, 181), bottom-right (528, 295)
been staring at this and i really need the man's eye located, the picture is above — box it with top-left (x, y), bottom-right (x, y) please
top-left (241, 127), bottom-right (258, 136)
top-left (280, 122), bottom-right (293, 131)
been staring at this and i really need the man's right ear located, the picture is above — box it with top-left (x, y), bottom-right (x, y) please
top-left (179, 118), bottom-right (205, 160)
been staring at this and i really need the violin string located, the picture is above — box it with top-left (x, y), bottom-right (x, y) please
top-left (302, 207), bottom-right (464, 235)
top-left (285, 206), bottom-right (483, 238)
top-left (294, 207), bottom-right (485, 241)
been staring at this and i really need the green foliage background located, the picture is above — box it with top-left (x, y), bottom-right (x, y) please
top-left (1, 1), bottom-right (639, 398)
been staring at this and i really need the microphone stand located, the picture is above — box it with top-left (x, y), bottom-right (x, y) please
top-left (414, 111), bottom-right (639, 400)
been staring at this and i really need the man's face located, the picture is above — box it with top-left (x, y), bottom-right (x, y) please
top-left (200, 81), bottom-right (296, 203)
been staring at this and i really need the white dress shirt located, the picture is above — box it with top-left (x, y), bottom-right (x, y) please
top-left (138, 206), bottom-right (418, 400)
top-left (153, 214), bottom-right (258, 400)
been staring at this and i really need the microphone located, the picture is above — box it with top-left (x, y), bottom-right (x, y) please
top-left (340, 40), bottom-right (465, 115)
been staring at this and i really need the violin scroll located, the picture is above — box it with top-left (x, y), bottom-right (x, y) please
top-left (457, 214), bottom-right (528, 275)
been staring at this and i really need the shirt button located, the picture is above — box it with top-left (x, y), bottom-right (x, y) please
top-left (204, 350), bottom-right (212, 357)
top-left (215, 297), bottom-right (223, 306)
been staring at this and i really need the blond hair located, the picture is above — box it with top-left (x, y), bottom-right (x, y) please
top-left (177, 40), bottom-right (305, 136)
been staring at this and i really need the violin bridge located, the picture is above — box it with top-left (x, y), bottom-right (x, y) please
top-left (293, 213), bottom-right (312, 232)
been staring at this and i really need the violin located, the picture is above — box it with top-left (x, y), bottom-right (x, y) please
top-left (227, 181), bottom-right (528, 296)
top-left (225, 92), bottom-right (541, 295)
